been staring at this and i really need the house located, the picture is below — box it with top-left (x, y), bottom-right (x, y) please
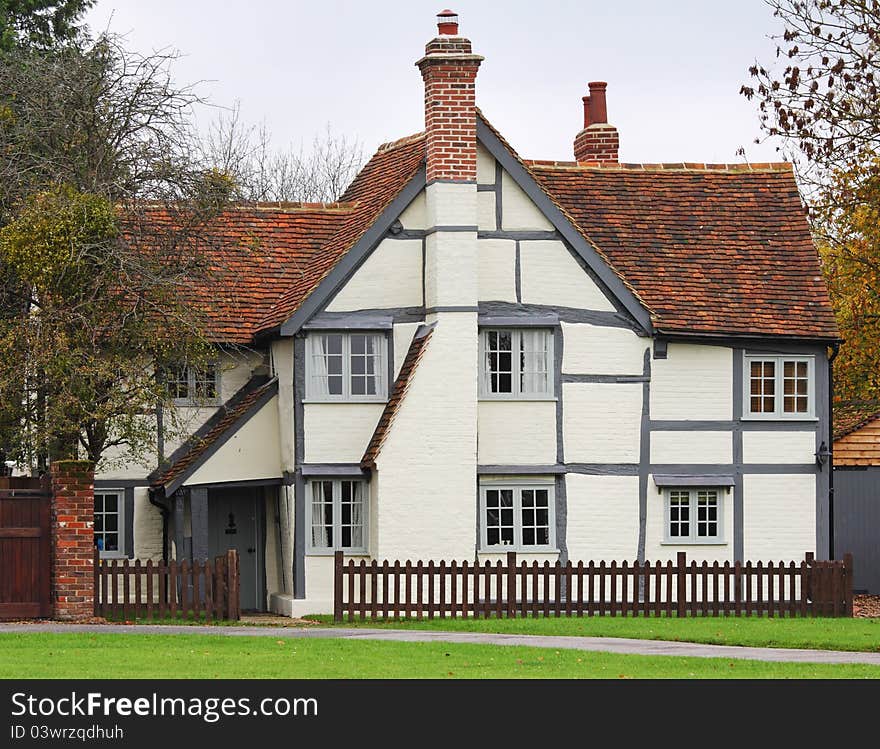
top-left (832, 403), bottom-right (880, 593)
top-left (94, 11), bottom-right (839, 615)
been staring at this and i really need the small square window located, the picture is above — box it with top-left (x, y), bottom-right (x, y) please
top-left (94, 490), bottom-right (125, 556)
top-left (744, 355), bottom-right (813, 419)
top-left (664, 488), bottom-right (724, 544)
top-left (306, 333), bottom-right (387, 402)
top-left (480, 329), bottom-right (553, 399)
top-left (166, 363), bottom-right (219, 404)
top-left (307, 479), bottom-right (368, 553)
top-left (480, 484), bottom-right (555, 551)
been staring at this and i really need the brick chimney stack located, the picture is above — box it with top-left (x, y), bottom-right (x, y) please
top-left (574, 81), bottom-right (620, 163)
top-left (416, 10), bottom-right (484, 182)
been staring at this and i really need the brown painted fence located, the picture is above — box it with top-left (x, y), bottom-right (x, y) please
top-left (0, 478), bottom-right (51, 620)
top-left (333, 551), bottom-right (854, 621)
top-left (94, 549), bottom-right (240, 621)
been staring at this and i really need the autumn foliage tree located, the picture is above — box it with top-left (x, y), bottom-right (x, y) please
top-left (742, 0), bottom-right (880, 402)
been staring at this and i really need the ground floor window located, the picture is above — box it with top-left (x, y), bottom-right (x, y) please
top-left (94, 490), bottom-right (124, 556)
top-left (664, 488), bottom-right (723, 544)
top-left (307, 479), bottom-right (368, 553)
top-left (479, 483), bottom-right (555, 551)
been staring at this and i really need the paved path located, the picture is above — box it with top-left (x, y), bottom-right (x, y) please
top-left (2, 622), bottom-right (880, 665)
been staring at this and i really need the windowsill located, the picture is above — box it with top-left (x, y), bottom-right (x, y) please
top-left (740, 416), bottom-right (818, 422)
top-left (478, 397), bottom-right (558, 403)
top-left (660, 541), bottom-right (727, 547)
top-left (172, 399), bottom-right (221, 408)
top-left (478, 548), bottom-right (560, 554)
top-left (303, 399), bottom-right (388, 405)
top-left (306, 550), bottom-right (370, 557)
top-left (98, 552), bottom-right (129, 560)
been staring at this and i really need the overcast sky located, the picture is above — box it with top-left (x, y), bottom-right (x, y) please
top-left (84, 1), bottom-right (787, 165)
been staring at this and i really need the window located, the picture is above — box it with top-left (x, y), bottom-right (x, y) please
top-left (94, 490), bottom-right (125, 556)
top-left (307, 479), bottom-right (368, 553)
top-left (479, 329), bottom-right (553, 398)
top-left (167, 364), bottom-right (218, 403)
top-left (480, 484), bottom-right (555, 551)
top-left (306, 333), bottom-right (387, 401)
top-left (745, 355), bottom-right (814, 418)
top-left (664, 488), bottom-right (723, 544)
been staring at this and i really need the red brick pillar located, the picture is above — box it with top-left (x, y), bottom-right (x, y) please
top-left (50, 460), bottom-right (95, 620)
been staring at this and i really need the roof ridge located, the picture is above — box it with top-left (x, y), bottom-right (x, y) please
top-left (524, 159), bottom-right (794, 173)
top-left (377, 131), bottom-right (427, 153)
top-left (134, 199), bottom-right (356, 213)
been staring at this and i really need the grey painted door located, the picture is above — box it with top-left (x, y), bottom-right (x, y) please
top-left (208, 488), bottom-right (263, 611)
top-left (834, 467), bottom-right (880, 594)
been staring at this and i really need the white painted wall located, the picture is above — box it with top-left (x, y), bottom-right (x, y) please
top-left (326, 237), bottom-right (422, 311)
top-left (563, 383), bottom-right (641, 463)
top-left (501, 170), bottom-right (554, 231)
top-left (566, 474), bottom-right (640, 561)
top-left (393, 323), bottom-right (420, 379)
top-left (477, 144), bottom-right (495, 185)
top-left (477, 238), bottom-right (517, 302)
top-left (184, 397), bottom-right (283, 485)
top-left (650, 431), bottom-right (733, 465)
top-left (477, 191), bottom-right (496, 231)
top-left (398, 190), bottom-right (426, 230)
top-left (519, 240), bottom-right (616, 311)
top-left (425, 182), bottom-right (478, 227)
top-left (477, 401), bottom-right (556, 464)
top-left (743, 431), bottom-right (816, 465)
top-left (743, 474), bottom-right (816, 561)
top-left (650, 344), bottom-right (733, 420)
top-left (643, 479), bottom-right (734, 564)
top-left (303, 403), bottom-right (384, 464)
top-left (132, 487), bottom-right (163, 560)
top-left (272, 338), bottom-right (295, 472)
top-left (425, 232), bottom-right (479, 308)
top-left (562, 323), bottom-right (646, 375)
top-left (374, 313), bottom-right (478, 561)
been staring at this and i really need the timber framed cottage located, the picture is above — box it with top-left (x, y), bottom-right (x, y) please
top-left (96, 11), bottom-right (839, 614)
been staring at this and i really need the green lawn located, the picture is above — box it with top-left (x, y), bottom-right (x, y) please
top-left (1, 633), bottom-right (878, 679)
top-left (306, 614), bottom-right (880, 653)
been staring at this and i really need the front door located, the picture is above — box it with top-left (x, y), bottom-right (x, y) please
top-left (208, 488), bottom-right (263, 611)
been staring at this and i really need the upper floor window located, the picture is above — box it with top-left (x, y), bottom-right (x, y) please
top-left (479, 328), bottom-right (553, 399)
top-left (306, 333), bottom-right (388, 402)
top-left (168, 364), bottom-right (218, 404)
top-left (745, 355), bottom-right (814, 419)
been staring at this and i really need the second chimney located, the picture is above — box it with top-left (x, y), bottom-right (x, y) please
top-left (574, 81), bottom-right (619, 163)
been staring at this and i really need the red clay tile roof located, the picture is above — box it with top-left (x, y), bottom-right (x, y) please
top-left (254, 133), bottom-right (427, 335)
top-left (526, 160), bottom-right (838, 339)
top-left (361, 325), bottom-right (434, 468)
top-left (150, 376), bottom-right (278, 491)
top-left (834, 402), bottom-right (880, 442)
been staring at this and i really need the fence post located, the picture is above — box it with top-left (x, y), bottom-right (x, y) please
top-left (676, 551), bottom-right (687, 618)
top-left (805, 551), bottom-right (815, 604)
top-left (226, 549), bottom-right (240, 620)
top-left (843, 552), bottom-right (854, 617)
top-left (93, 547), bottom-right (100, 617)
top-left (506, 551), bottom-right (517, 618)
top-left (334, 551), bottom-right (344, 623)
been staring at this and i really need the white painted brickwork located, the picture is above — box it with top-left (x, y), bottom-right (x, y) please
top-left (304, 403), bottom-right (384, 464)
top-left (476, 144), bottom-right (495, 185)
top-left (425, 231), bottom-right (479, 308)
top-left (561, 323), bottom-right (646, 375)
top-left (272, 338), bottom-right (296, 472)
top-left (398, 189), bottom-right (427, 230)
top-left (132, 487), bottom-right (163, 561)
top-left (519, 240), bottom-right (616, 311)
top-left (565, 474), bottom-right (640, 561)
top-left (650, 344), bottom-right (733, 420)
top-left (477, 401), bottom-right (556, 464)
top-left (501, 170), bottom-right (554, 231)
top-left (742, 474), bottom-right (816, 561)
top-left (650, 431), bottom-right (733, 465)
top-left (563, 382), bottom-right (641, 463)
top-left (393, 323), bottom-right (420, 378)
top-left (326, 237), bottom-right (422, 311)
top-left (477, 238), bottom-right (517, 302)
top-left (185, 397), bottom-right (283, 485)
top-left (477, 191), bottom-right (496, 231)
top-left (743, 430), bottom-right (816, 465)
top-left (425, 182), bottom-right (478, 227)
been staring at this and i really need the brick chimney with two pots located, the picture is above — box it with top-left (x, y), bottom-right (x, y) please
top-left (574, 81), bottom-right (619, 163)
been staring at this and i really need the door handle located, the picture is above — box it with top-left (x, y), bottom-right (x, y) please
top-left (247, 547), bottom-right (256, 554)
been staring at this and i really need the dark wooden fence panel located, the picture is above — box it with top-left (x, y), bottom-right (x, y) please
top-left (0, 480), bottom-right (51, 620)
top-left (94, 549), bottom-right (240, 621)
top-left (333, 551), bottom-right (853, 621)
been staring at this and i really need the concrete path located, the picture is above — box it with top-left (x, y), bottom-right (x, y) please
top-left (2, 622), bottom-right (880, 665)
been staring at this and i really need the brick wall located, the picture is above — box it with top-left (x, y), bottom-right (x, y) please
top-left (574, 124), bottom-right (620, 163)
top-left (50, 460), bottom-right (95, 620)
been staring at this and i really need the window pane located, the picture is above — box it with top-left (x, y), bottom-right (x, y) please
top-left (749, 360), bottom-right (776, 414)
top-left (311, 481), bottom-right (333, 548)
top-left (697, 490), bottom-right (718, 539)
top-left (104, 495), bottom-right (117, 513)
top-left (520, 330), bottom-right (551, 396)
top-left (486, 330), bottom-right (514, 394)
top-left (782, 359), bottom-right (809, 414)
top-left (669, 491), bottom-right (690, 539)
top-left (520, 488), bottom-right (551, 547)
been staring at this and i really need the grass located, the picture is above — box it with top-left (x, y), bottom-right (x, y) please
top-left (1, 633), bottom-right (878, 679)
top-left (305, 614), bottom-right (880, 653)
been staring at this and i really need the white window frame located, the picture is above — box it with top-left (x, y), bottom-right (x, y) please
top-left (94, 489), bottom-right (126, 558)
top-left (743, 354), bottom-right (815, 420)
top-left (479, 481), bottom-right (556, 552)
top-left (305, 478), bottom-right (369, 555)
top-left (478, 328), bottom-right (555, 400)
top-left (305, 332), bottom-right (388, 403)
top-left (169, 362), bottom-right (220, 406)
top-left (662, 487), bottom-right (725, 545)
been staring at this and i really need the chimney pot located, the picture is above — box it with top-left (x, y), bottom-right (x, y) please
top-left (437, 9), bottom-right (459, 35)
top-left (582, 95), bottom-right (592, 129)
top-left (587, 81), bottom-right (608, 125)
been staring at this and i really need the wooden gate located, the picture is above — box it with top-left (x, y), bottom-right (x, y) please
top-left (0, 477), bottom-right (51, 619)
